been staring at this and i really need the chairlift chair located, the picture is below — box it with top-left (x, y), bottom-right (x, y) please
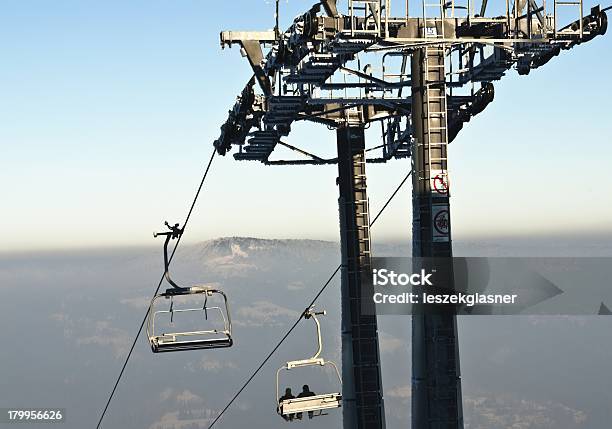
top-left (276, 307), bottom-right (342, 419)
top-left (146, 222), bottom-right (233, 353)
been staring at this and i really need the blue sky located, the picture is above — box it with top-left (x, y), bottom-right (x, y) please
top-left (1, 0), bottom-right (611, 251)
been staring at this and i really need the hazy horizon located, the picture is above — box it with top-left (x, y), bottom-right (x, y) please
top-left (3, 231), bottom-right (612, 255)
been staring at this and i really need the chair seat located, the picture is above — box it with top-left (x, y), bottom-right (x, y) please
top-left (151, 335), bottom-right (233, 353)
top-left (279, 393), bottom-right (342, 415)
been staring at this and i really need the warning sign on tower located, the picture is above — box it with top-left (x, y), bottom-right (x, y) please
top-left (432, 205), bottom-right (450, 242)
top-left (430, 170), bottom-right (450, 195)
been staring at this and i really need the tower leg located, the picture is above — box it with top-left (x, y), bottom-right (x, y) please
top-left (336, 126), bottom-right (386, 429)
top-left (410, 48), bottom-right (464, 428)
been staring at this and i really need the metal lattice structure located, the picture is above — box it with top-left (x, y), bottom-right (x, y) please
top-left (214, 1), bottom-right (608, 428)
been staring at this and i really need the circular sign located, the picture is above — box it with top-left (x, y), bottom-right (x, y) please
top-left (433, 174), bottom-right (449, 195)
top-left (433, 210), bottom-right (450, 235)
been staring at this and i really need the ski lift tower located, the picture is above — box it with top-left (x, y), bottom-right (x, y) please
top-left (214, 1), bottom-right (608, 428)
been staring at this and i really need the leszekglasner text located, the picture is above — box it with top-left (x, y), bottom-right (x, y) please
top-left (371, 269), bottom-right (518, 306)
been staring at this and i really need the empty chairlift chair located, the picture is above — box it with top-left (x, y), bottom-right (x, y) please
top-left (146, 222), bottom-right (233, 353)
top-left (276, 307), bottom-right (342, 420)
